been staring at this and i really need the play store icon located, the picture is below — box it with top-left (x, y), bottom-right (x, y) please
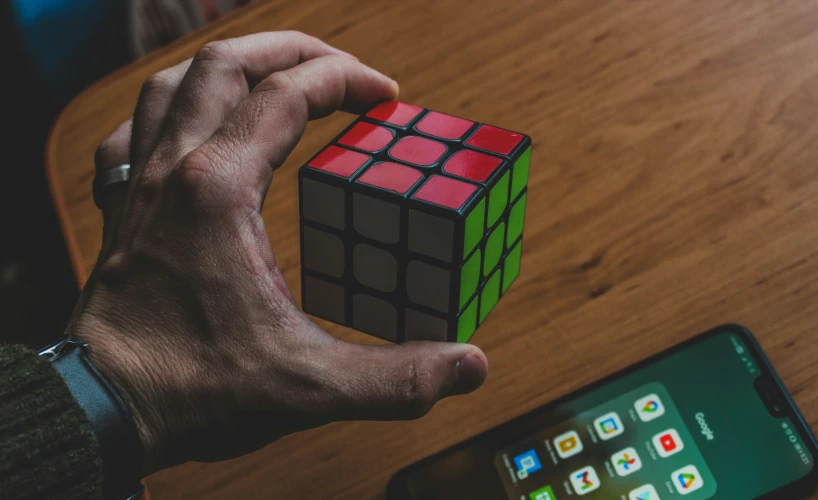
top-left (628, 484), bottom-right (660, 500)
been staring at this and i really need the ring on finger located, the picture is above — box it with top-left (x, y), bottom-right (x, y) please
top-left (93, 164), bottom-right (131, 208)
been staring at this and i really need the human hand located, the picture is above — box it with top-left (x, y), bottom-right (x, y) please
top-left (73, 31), bottom-right (488, 475)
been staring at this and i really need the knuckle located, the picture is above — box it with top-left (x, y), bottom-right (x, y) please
top-left (401, 359), bottom-right (438, 419)
top-left (282, 30), bottom-right (314, 44)
top-left (255, 72), bottom-right (307, 120)
top-left (171, 149), bottom-right (213, 194)
top-left (192, 41), bottom-right (245, 91)
top-left (141, 70), bottom-right (177, 97)
top-left (195, 40), bottom-right (234, 63)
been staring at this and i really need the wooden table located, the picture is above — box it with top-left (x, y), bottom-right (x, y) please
top-left (47, 0), bottom-right (818, 498)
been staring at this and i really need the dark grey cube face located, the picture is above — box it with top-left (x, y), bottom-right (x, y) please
top-left (353, 243), bottom-right (398, 293)
top-left (408, 209), bottom-right (455, 263)
top-left (405, 260), bottom-right (452, 313)
top-left (302, 226), bottom-right (345, 278)
top-left (353, 193), bottom-right (401, 244)
top-left (303, 276), bottom-right (346, 325)
top-left (404, 308), bottom-right (448, 342)
top-left (352, 294), bottom-right (397, 341)
top-left (302, 177), bottom-right (345, 230)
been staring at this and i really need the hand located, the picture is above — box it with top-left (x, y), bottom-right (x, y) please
top-left (73, 31), bottom-right (488, 475)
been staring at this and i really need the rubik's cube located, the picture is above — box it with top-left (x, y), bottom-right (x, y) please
top-left (298, 101), bottom-right (530, 343)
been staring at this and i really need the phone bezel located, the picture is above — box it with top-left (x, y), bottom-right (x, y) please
top-left (386, 324), bottom-right (818, 499)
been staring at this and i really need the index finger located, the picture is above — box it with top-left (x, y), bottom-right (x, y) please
top-left (187, 54), bottom-right (399, 210)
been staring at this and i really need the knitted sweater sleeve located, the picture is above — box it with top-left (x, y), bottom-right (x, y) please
top-left (0, 343), bottom-right (104, 499)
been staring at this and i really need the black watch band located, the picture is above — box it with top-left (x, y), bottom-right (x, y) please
top-left (39, 338), bottom-right (145, 500)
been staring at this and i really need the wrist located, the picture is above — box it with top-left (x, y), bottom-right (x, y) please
top-left (82, 337), bottom-right (165, 476)
top-left (39, 336), bottom-right (146, 498)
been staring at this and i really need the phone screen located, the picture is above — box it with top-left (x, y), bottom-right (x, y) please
top-left (391, 327), bottom-right (817, 499)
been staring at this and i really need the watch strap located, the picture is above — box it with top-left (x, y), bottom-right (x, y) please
top-left (41, 338), bottom-right (145, 500)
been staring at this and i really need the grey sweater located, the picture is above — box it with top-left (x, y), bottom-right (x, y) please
top-left (0, 343), bottom-right (104, 499)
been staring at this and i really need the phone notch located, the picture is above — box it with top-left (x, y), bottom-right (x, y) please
top-left (754, 374), bottom-right (788, 418)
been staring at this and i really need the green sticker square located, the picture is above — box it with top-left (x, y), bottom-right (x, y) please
top-left (483, 221), bottom-right (505, 277)
top-left (502, 241), bottom-right (522, 294)
top-left (511, 146), bottom-right (531, 201)
top-left (479, 271), bottom-right (501, 324)
top-left (486, 170), bottom-right (509, 228)
top-left (457, 299), bottom-right (478, 343)
top-left (529, 485), bottom-right (556, 500)
top-left (463, 197), bottom-right (486, 259)
top-left (506, 192), bottom-right (527, 249)
top-left (460, 249), bottom-right (481, 309)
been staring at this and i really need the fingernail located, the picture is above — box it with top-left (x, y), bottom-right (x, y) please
top-left (452, 352), bottom-right (488, 395)
top-left (389, 78), bottom-right (400, 98)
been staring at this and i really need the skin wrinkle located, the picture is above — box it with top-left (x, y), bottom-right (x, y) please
top-left (68, 32), bottom-right (487, 476)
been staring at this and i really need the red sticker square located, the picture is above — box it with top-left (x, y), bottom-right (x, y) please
top-left (338, 122), bottom-right (395, 152)
top-left (366, 101), bottom-right (424, 127)
top-left (413, 175), bottom-right (478, 210)
top-left (307, 145), bottom-right (370, 178)
top-left (389, 136), bottom-right (447, 167)
top-left (443, 150), bottom-right (503, 183)
top-left (465, 125), bottom-right (524, 155)
top-left (415, 111), bottom-right (474, 140)
top-left (357, 162), bottom-right (423, 195)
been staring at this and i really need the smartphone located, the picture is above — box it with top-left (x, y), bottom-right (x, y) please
top-left (386, 324), bottom-right (818, 499)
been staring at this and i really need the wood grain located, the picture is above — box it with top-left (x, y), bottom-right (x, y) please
top-left (46, 0), bottom-right (818, 498)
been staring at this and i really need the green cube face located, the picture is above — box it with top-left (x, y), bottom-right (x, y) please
top-left (300, 101), bottom-right (529, 343)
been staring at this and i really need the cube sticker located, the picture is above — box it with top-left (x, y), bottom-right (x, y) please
top-left (404, 308), bottom-right (449, 342)
top-left (415, 111), bottom-right (475, 140)
top-left (302, 226), bottom-right (345, 278)
top-left (483, 221), bottom-right (505, 278)
top-left (353, 243), bottom-right (398, 293)
top-left (300, 101), bottom-right (530, 343)
top-left (303, 275), bottom-right (346, 325)
top-left (352, 294), bottom-right (398, 342)
top-left (389, 136), bottom-right (448, 167)
top-left (502, 240), bottom-right (523, 295)
top-left (406, 260), bottom-right (451, 313)
top-left (301, 178), bottom-right (346, 230)
top-left (353, 161), bottom-right (423, 244)
top-left (338, 122), bottom-right (395, 153)
top-left (507, 192), bottom-right (527, 249)
top-left (366, 100), bottom-right (424, 128)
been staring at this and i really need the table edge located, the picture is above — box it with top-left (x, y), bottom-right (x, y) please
top-left (44, 1), bottom-right (269, 287)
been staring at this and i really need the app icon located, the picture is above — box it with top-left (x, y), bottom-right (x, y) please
top-left (529, 485), bottom-right (557, 500)
top-left (514, 449), bottom-right (542, 479)
top-left (554, 430), bottom-right (584, 459)
top-left (652, 429), bottom-right (684, 458)
top-left (593, 412), bottom-right (624, 440)
top-left (672, 465), bottom-right (704, 495)
top-left (629, 484), bottom-right (660, 500)
top-left (611, 447), bottom-right (642, 476)
top-left (634, 393), bottom-right (666, 422)
top-left (569, 466), bottom-right (601, 495)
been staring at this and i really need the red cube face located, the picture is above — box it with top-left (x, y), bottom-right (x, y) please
top-left (299, 101), bottom-right (531, 345)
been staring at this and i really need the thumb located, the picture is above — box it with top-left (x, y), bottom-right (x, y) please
top-left (323, 340), bottom-right (488, 421)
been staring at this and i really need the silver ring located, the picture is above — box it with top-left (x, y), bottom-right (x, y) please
top-left (93, 164), bottom-right (131, 208)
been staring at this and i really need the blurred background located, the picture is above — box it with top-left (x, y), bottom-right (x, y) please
top-left (0, 0), bottom-right (249, 348)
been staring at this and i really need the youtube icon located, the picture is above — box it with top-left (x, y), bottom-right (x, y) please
top-left (653, 429), bottom-right (684, 458)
